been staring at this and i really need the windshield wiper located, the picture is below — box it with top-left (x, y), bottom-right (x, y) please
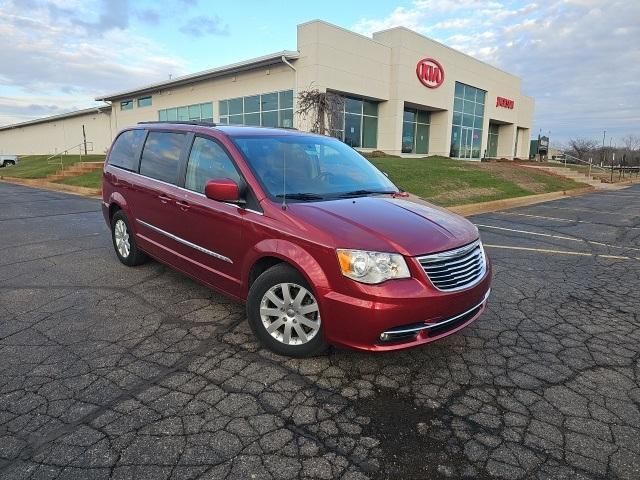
top-left (336, 189), bottom-right (398, 198)
top-left (275, 192), bottom-right (325, 201)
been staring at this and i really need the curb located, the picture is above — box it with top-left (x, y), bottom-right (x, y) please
top-left (0, 177), bottom-right (101, 199)
top-left (446, 187), bottom-right (596, 216)
top-left (406, 186), bottom-right (597, 217)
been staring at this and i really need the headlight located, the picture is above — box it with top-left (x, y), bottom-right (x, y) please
top-left (336, 249), bottom-right (411, 284)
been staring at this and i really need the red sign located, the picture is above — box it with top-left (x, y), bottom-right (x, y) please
top-left (416, 58), bottom-right (444, 89)
top-left (496, 96), bottom-right (515, 109)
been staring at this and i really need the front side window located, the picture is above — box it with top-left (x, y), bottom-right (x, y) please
top-left (108, 129), bottom-right (146, 171)
top-left (185, 137), bottom-right (240, 194)
top-left (139, 131), bottom-right (186, 184)
top-left (233, 135), bottom-right (397, 201)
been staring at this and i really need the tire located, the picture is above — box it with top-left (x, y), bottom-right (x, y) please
top-left (110, 210), bottom-right (148, 266)
top-left (247, 263), bottom-right (328, 357)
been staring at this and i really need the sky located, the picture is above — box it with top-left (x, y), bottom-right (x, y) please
top-left (0, 0), bottom-right (638, 144)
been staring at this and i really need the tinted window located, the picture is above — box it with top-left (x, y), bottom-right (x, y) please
top-left (108, 129), bottom-right (146, 171)
top-left (139, 131), bottom-right (186, 184)
top-left (185, 137), bottom-right (240, 194)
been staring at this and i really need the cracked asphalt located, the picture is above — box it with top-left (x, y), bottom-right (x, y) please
top-left (0, 181), bottom-right (639, 480)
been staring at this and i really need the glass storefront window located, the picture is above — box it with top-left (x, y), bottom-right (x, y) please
top-left (450, 82), bottom-right (486, 159)
top-left (229, 98), bottom-right (243, 115)
top-left (279, 90), bottom-right (293, 109)
top-left (244, 95), bottom-right (260, 113)
top-left (331, 94), bottom-right (379, 149)
top-left (401, 107), bottom-right (430, 154)
top-left (345, 98), bottom-right (363, 114)
top-left (218, 90), bottom-right (294, 129)
top-left (188, 104), bottom-right (200, 120)
top-left (261, 93), bottom-right (278, 111)
top-left (244, 113), bottom-right (260, 126)
top-left (344, 113), bottom-right (362, 147)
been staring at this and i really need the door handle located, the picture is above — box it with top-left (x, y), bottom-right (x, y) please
top-left (175, 200), bottom-right (190, 211)
top-left (158, 194), bottom-right (172, 204)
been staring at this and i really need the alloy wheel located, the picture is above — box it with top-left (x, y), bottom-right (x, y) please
top-left (259, 282), bottom-right (320, 345)
top-left (114, 219), bottom-right (130, 258)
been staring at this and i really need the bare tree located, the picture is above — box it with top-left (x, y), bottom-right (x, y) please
top-left (567, 137), bottom-right (598, 160)
top-left (621, 133), bottom-right (640, 152)
top-left (296, 88), bottom-right (344, 136)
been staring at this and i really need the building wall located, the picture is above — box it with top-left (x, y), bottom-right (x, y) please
top-left (296, 21), bottom-right (534, 158)
top-left (110, 64), bottom-right (295, 134)
top-left (0, 110), bottom-right (112, 155)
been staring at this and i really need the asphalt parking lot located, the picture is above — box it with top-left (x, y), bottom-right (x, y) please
top-left (0, 182), bottom-right (639, 480)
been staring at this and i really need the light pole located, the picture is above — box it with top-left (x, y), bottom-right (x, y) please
top-left (602, 130), bottom-right (606, 165)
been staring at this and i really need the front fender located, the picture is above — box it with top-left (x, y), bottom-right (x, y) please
top-left (241, 239), bottom-right (331, 299)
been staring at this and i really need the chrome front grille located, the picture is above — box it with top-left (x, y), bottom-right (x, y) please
top-left (417, 240), bottom-right (486, 292)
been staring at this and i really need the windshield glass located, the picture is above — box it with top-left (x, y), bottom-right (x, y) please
top-left (232, 135), bottom-right (398, 200)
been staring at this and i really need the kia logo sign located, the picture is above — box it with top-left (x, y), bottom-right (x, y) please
top-left (416, 58), bottom-right (444, 89)
top-left (496, 96), bottom-right (515, 109)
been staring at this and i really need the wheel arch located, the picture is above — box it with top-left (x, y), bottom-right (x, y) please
top-left (242, 239), bottom-right (331, 299)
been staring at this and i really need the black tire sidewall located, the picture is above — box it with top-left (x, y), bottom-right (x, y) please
top-left (110, 210), bottom-right (145, 266)
top-left (247, 264), bottom-right (328, 357)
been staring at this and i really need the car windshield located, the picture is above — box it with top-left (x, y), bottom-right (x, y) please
top-left (232, 135), bottom-right (398, 201)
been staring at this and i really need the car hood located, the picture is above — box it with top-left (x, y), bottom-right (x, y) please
top-left (285, 197), bottom-right (478, 256)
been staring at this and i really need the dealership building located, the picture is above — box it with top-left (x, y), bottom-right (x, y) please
top-left (0, 20), bottom-right (534, 160)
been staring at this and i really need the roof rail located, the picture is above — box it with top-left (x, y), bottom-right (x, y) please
top-left (137, 120), bottom-right (217, 127)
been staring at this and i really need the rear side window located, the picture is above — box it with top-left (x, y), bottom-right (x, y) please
top-left (108, 129), bottom-right (146, 171)
top-left (139, 131), bottom-right (186, 184)
top-left (185, 137), bottom-right (241, 193)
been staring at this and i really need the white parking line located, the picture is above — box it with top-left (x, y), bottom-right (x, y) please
top-left (477, 224), bottom-right (640, 252)
top-left (534, 205), bottom-right (639, 216)
top-left (495, 211), bottom-right (640, 230)
top-left (484, 244), bottom-right (638, 261)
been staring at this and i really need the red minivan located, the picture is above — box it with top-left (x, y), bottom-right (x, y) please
top-left (102, 122), bottom-right (491, 357)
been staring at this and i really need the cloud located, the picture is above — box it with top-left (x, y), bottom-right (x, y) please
top-left (179, 14), bottom-right (230, 37)
top-left (0, 0), bottom-right (188, 126)
top-left (353, 0), bottom-right (640, 142)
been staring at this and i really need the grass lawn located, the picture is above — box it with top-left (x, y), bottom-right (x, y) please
top-left (369, 156), bottom-right (585, 206)
top-left (0, 154), bottom-right (105, 179)
top-left (5, 153), bottom-right (586, 206)
top-left (54, 169), bottom-right (103, 189)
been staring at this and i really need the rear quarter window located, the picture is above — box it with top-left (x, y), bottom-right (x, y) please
top-left (108, 129), bottom-right (146, 171)
top-left (139, 131), bottom-right (187, 184)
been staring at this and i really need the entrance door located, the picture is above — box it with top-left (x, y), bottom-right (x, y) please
top-left (415, 123), bottom-right (429, 154)
top-left (460, 127), bottom-right (473, 159)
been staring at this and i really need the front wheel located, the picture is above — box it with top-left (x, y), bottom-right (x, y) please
top-left (247, 264), bottom-right (328, 357)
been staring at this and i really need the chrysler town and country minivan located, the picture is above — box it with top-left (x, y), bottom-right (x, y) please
top-left (102, 122), bottom-right (491, 357)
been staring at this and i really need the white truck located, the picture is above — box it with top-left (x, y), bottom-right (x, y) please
top-left (0, 155), bottom-right (18, 167)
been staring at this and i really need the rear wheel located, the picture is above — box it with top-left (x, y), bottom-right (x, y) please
top-left (247, 263), bottom-right (328, 357)
top-left (110, 210), bottom-right (148, 266)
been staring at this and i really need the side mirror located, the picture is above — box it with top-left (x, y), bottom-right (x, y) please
top-left (204, 178), bottom-right (241, 203)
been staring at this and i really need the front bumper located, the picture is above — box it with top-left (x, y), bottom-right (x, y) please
top-left (319, 262), bottom-right (492, 352)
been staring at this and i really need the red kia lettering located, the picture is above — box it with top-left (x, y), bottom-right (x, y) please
top-left (416, 58), bottom-right (445, 89)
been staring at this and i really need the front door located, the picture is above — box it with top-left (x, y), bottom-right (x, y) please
top-left (173, 135), bottom-right (246, 297)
